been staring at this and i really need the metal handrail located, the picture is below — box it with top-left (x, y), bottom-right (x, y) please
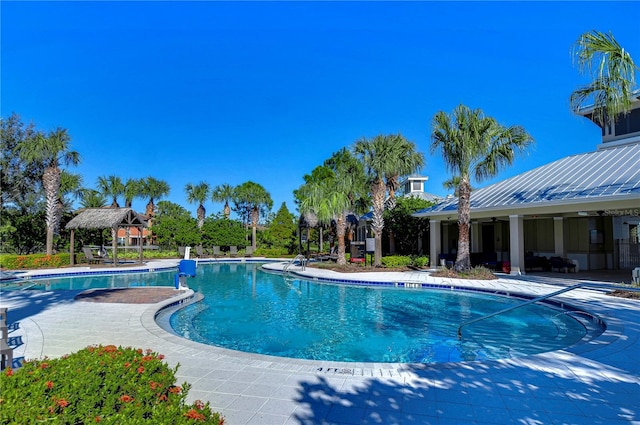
top-left (457, 283), bottom-right (585, 339)
top-left (283, 254), bottom-right (307, 274)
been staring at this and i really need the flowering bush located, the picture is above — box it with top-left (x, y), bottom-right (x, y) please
top-left (0, 254), bottom-right (70, 269)
top-left (0, 345), bottom-right (223, 424)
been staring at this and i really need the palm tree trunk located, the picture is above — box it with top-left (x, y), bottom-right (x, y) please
top-left (336, 214), bottom-right (347, 265)
top-left (455, 176), bottom-right (472, 272)
top-left (223, 202), bottom-right (230, 219)
top-left (371, 178), bottom-right (386, 266)
top-left (43, 167), bottom-right (60, 255)
top-left (251, 206), bottom-right (259, 249)
top-left (197, 204), bottom-right (205, 229)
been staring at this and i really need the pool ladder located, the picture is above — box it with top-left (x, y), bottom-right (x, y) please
top-left (456, 282), bottom-right (632, 339)
top-left (283, 254), bottom-right (307, 275)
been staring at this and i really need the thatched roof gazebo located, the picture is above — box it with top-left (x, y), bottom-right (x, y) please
top-left (65, 208), bottom-right (148, 266)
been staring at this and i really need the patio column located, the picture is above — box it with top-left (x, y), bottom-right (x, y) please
top-left (553, 217), bottom-right (566, 257)
top-left (509, 215), bottom-right (525, 275)
top-left (471, 221), bottom-right (480, 253)
top-left (430, 220), bottom-right (441, 268)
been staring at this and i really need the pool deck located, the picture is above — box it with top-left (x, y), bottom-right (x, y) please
top-left (1, 259), bottom-right (639, 424)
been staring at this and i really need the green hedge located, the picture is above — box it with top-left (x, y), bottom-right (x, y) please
top-left (381, 255), bottom-right (429, 268)
top-left (0, 253), bottom-right (72, 269)
top-left (0, 345), bottom-right (223, 424)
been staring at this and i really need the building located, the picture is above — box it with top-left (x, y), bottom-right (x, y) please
top-left (414, 94), bottom-right (640, 273)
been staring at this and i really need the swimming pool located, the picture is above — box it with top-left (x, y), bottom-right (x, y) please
top-left (168, 263), bottom-right (595, 363)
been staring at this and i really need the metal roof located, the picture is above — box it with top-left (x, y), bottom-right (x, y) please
top-left (415, 142), bottom-right (640, 216)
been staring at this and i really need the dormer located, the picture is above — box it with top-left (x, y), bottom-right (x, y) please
top-left (579, 90), bottom-right (640, 149)
top-left (400, 174), bottom-right (428, 196)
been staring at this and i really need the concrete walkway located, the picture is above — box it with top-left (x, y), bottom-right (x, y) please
top-left (1, 260), bottom-right (639, 424)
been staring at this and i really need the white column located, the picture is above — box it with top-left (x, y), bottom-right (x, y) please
top-left (509, 215), bottom-right (525, 275)
top-left (430, 220), bottom-right (441, 268)
top-left (553, 217), bottom-right (565, 257)
top-left (471, 221), bottom-right (480, 253)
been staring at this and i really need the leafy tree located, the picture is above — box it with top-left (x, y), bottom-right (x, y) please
top-left (79, 189), bottom-right (107, 208)
top-left (211, 183), bottom-right (235, 219)
top-left (201, 214), bottom-right (246, 248)
top-left (17, 127), bottom-right (80, 255)
top-left (0, 113), bottom-right (41, 211)
top-left (353, 133), bottom-right (424, 266)
top-left (430, 104), bottom-right (534, 271)
top-left (262, 202), bottom-right (297, 253)
top-left (383, 196), bottom-right (434, 255)
top-left (97, 175), bottom-right (124, 208)
top-left (141, 176), bottom-right (170, 218)
top-left (0, 208), bottom-right (46, 254)
top-left (570, 30), bottom-right (638, 127)
top-left (151, 201), bottom-right (199, 249)
top-left (233, 181), bottom-right (273, 250)
top-left (185, 181), bottom-right (210, 229)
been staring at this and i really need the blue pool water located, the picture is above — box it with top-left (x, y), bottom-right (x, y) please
top-left (169, 263), bottom-right (589, 363)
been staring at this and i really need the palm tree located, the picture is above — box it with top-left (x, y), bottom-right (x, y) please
top-left (79, 189), bottom-right (107, 208)
top-left (97, 175), bottom-right (124, 208)
top-left (234, 181), bottom-right (273, 250)
top-left (299, 168), bottom-right (351, 265)
top-left (353, 133), bottom-right (425, 266)
top-left (56, 171), bottom-right (83, 234)
top-left (211, 183), bottom-right (235, 219)
top-left (185, 181), bottom-right (210, 229)
top-left (570, 30), bottom-right (638, 127)
top-left (123, 178), bottom-right (144, 208)
top-left (140, 176), bottom-right (170, 218)
top-left (431, 104), bottom-right (534, 272)
top-left (17, 128), bottom-right (80, 255)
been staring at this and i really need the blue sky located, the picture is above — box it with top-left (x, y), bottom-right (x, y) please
top-left (3, 1), bottom-right (639, 220)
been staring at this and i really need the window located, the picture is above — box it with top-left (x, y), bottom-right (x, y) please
top-left (412, 181), bottom-right (422, 191)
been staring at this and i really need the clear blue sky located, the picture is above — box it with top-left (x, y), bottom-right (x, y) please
top-left (3, 1), bottom-right (639, 220)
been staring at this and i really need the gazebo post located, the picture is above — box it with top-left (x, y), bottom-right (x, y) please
top-left (70, 230), bottom-right (75, 266)
top-left (112, 227), bottom-right (118, 267)
top-left (138, 226), bottom-right (143, 264)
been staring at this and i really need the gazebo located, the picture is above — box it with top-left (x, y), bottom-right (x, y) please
top-left (65, 208), bottom-right (148, 266)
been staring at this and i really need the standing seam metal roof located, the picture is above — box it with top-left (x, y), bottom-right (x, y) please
top-left (416, 143), bottom-right (640, 215)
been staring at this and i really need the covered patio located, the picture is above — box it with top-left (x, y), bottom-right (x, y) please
top-left (65, 208), bottom-right (148, 266)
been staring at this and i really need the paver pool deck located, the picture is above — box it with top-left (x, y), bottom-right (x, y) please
top-left (1, 259), bottom-right (639, 424)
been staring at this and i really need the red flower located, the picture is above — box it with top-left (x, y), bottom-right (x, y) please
top-left (57, 399), bottom-right (69, 408)
top-left (119, 395), bottom-right (133, 403)
top-left (40, 362), bottom-right (49, 369)
top-left (124, 362), bottom-right (131, 368)
top-left (46, 381), bottom-right (54, 389)
top-left (158, 354), bottom-right (165, 360)
top-left (158, 394), bottom-right (168, 402)
top-left (184, 409), bottom-right (206, 421)
top-left (150, 381), bottom-right (160, 390)
top-left (4, 368), bottom-right (13, 377)
top-left (194, 400), bottom-right (205, 410)
top-left (137, 366), bottom-right (145, 374)
top-left (95, 416), bottom-right (102, 422)
top-left (169, 386), bottom-right (181, 394)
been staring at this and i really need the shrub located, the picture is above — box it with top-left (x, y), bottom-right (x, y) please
top-left (381, 255), bottom-right (413, 267)
top-left (0, 345), bottom-right (223, 424)
top-left (0, 253), bottom-right (70, 269)
top-left (412, 256), bottom-right (429, 268)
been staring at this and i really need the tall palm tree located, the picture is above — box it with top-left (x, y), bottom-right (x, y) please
top-left (123, 178), bottom-right (144, 208)
top-left (234, 181), bottom-right (273, 250)
top-left (570, 30), bottom-right (638, 127)
top-left (299, 168), bottom-right (351, 265)
top-left (431, 104), bottom-right (534, 272)
top-left (17, 128), bottom-right (80, 255)
top-left (140, 176), bottom-right (170, 218)
top-left (56, 171), bottom-right (83, 234)
top-left (79, 189), bottom-right (107, 208)
top-left (353, 133), bottom-right (424, 266)
top-left (212, 183), bottom-right (235, 219)
top-left (97, 175), bottom-right (124, 208)
top-left (185, 181), bottom-right (210, 229)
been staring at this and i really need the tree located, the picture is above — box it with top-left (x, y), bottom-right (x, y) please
top-left (570, 30), bottom-right (638, 127)
top-left (17, 127), bottom-right (80, 255)
top-left (383, 196), bottom-right (434, 255)
top-left (261, 202), bottom-right (297, 253)
top-left (97, 175), bottom-right (124, 208)
top-left (353, 133), bottom-right (424, 266)
top-left (56, 171), bottom-right (83, 235)
top-left (0, 113), bottom-right (41, 211)
top-left (233, 181), bottom-right (273, 250)
top-left (211, 183), bottom-right (235, 219)
top-left (185, 181), bottom-right (210, 229)
top-left (430, 104), bottom-right (534, 272)
top-left (79, 189), bottom-right (107, 209)
top-left (201, 214), bottom-right (246, 248)
top-left (141, 176), bottom-right (170, 218)
top-left (123, 178), bottom-right (144, 208)
top-left (152, 201), bottom-right (199, 249)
